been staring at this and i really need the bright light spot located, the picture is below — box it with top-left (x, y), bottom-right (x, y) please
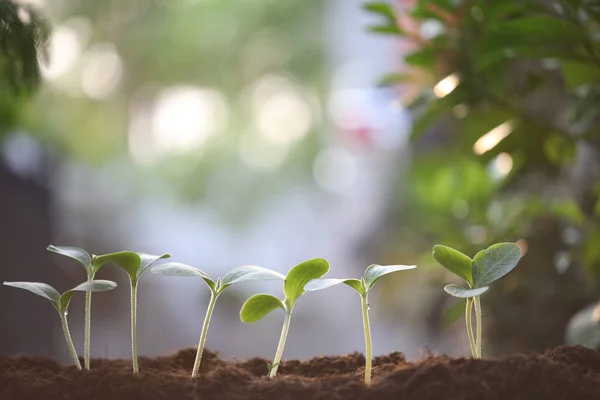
top-left (40, 25), bottom-right (81, 80)
top-left (256, 91), bottom-right (312, 145)
top-left (313, 147), bottom-right (358, 194)
top-left (515, 239), bottom-right (528, 256)
top-left (452, 198), bottom-right (469, 219)
top-left (238, 133), bottom-right (289, 171)
top-left (593, 304), bottom-right (600, 323)
top-left (473, 121), bottom-right (513, 155)
top-left (329, 88), bottom-right (367, 131)
top-left (81, 43), bottom-right (123, 99)
top-left (554, 251), bottom-right (570, 274)
top-left (17, 7), bottom-right (31, 24)
top-left (420, 19), bottom-right (444, 40)
top-left (465, 225), bottom-right (488, 245)
top-left (452, 104), bottom-right (469, 119)
top-left (152, 86), bottom-right (228, 153)
top-left (495, 152), bottom-right (513, 175)
top-left (433, 74), bottom-right (459, 98)
top-left (128, 104), bottom-right (157, 165)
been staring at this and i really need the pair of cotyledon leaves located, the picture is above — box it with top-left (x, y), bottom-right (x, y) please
top-left (432, 242), bottom-right (522, 298)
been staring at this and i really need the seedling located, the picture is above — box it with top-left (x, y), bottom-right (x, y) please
top-left (46, 245), bottom-right (106, 369)
top-left (150, 263), bottom-right (285, 378)
top-left (304, 264), bottom-right (416, 384)
top-left (239, 258), bottom-right (329, 378)
top-left (2, 279), bottom-right (117, 369)
top-left (92, 251), bottom-right (171, 374)
top-left (433, 242), bottom-right (522, 359)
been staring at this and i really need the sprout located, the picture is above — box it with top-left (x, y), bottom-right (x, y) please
top-left (304, 264), bottom-right (416, 384)
top-left (239, 258), bottom-right (329, 378)
top-left (2, 280), bottom-right (117, 369)
top-left (92, 251), bottom-right (171, 374)
top-left (433, 242), bottom-right (522, 358)
top-left (47, 245), bottom-right (109, 369)
top-left (151, 263), bottom-right (285, 378)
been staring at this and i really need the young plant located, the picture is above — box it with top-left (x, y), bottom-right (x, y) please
top-left (2, 279), bottom-right (117, 369)
top-left (46, 245), bottom-right (105, 369)
top-left (304, 264), bottom-right (416, 384)
top-left (432, 242), bottom-right (522, 359)
top-left (239, 258), bottom-right (329, 378)
top-left (92, 251), bottom-right (171, 375)
top-left (150, 263), bottom-right (285, 378)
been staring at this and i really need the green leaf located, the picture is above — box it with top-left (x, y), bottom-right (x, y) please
top-left (566, 301), bottom-right (600, 349)
top-left (3, 281), bottom-right (61, 304)
top-left (368, 25), bottom-right (402, 35)
top-left (472, 243), bottom-right (522, 288)
top-left (58, 279), bottom-right (117, 312)
top-left (240, 294), bottom-right (285, 323)
top-left (222, 265), bottom-right (285, 287)
top-left (550, 200), bottom-right (585, 226)
top-left (562, 61), bottom-right (600, 89)
top-left (93, 251), bottom-right (171, 281)
top-left (364, 264), bottom-right (416, 289)
top-left (444, 284), bottom-right (489, 298)
top-left (544, 135), bottom-right (576, 165)
top-left (363, 2), bottom-right (402, 36)
top-left (432, 245), bottom-right (473, 285)
top-left (150, 262), bottom-right (216, 290)
top-left (283, 258), bottom-right (330, 307)
top-left (377, 72), bottom-right (409, 87)
top-left (304, 278), bottom-right (364, 295)
top-left (47, 245), bottom-right (92, 274)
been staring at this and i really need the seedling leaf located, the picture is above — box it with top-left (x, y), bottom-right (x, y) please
top-left (472, 243), bottom-right (522, 288)
top-left (94, 251), bottom-right (171, 281)
top-left (284, 258), bottom-right (329, 306)
top-left (364, 264), bottom-right (416, 289)
top-left (444, 284), bottom-right (489, 298)
top-left (433, 245), bottom-right (473, 285)
top-left (59, 280), bottom-right (118, 312)
top-left (3, 281), bottom-right (61, 304)
top-left (47, 245), bottom-right (92, 273)
top-left (222, 265), bottom-right (285, 287)
top-left (240, 294), bottom-right (285, 323)
top-left (304, 278), bottom-right (363, 294)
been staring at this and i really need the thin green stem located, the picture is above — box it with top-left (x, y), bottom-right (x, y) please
top-left (361, 294), bottom-right (373, 384)
top-left (130, 281), bottom-right (139, 375)
top-left (84, 290), bottom-right (91, 369)
top-left (269, 310), bottom-right (292, 378)
top-left (191, 291), bottom-right (218, 379)
top-left (60, 311), bottom-right (82, 370)
top-left (465, 297), bottom-right (476, 358)
top-left (474, 295), bottom-right (482, 359)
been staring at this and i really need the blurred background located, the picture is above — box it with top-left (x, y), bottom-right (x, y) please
top-left (2, 0), bottom-right (600, 364)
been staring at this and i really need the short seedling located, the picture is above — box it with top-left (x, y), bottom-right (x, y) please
top-left (47, 245), bottom-right (106, 369)
top-left (304, 264), bottom-right (416, 384)
top-left (151, 263), bottom-right (285, 378)
top-left (239, 258), bottom-right (330, 378)
top-left (92, 251), bottom-right (171, 374)
top-left (433, 242), bottom-right (522, 358)
top-left (2, 280), bottom-right (117, 369)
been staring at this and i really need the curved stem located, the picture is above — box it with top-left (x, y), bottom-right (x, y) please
top-left (191, 291), bottom-right (218, 379)
top-left (465, 297), bottom-right (477, 358)
top-left (60, 311), bottom-right (82, 369)
top-left (269, 310), bottom-right (292, 378)
top-left (361, 294), bottom-right (373, 384)
top-left (474, 295), bottom-right (482, 359)
top-left (130, 281), bottom-right (139, 375)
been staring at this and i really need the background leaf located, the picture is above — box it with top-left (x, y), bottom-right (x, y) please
top-left (3, 281), bottom-right (60, 305)
top-left (304, 278), bottom-right (363, 294)
top-left (222, 265), bottom-right (285, 287)
top-left (283, 258), bottom-right (329, 306)
top-left (58, 279), bottom-right (117, 312)
top-left (364, 264), bottom-right (416, 289)
top-left (444, 284), bottom-right (489, 298)
top-left (472, 243), bottom-right (522, 288)
top-left (240, 293), bottom-right (285, 323)
top-left (432, 245), bottom-right (473, 285)
top-left (47, 245), bottom-right (92, 274)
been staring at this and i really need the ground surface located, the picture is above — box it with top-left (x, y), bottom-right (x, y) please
top-left (1, 346), bottom-right (600, 399)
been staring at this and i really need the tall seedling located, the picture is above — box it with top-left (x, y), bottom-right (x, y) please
top-left (3, 280), bottom-right (117, 369)
top-left (151, 263), bottom-right (285, 378)
top-left (304, 264), bottom-right (416, 384)
top-left (93, 251), bottom-right (171, 374)
top-left (239, 258), bottom-right (329, 378)
top-left (433, 242), bottom-right (522, 358)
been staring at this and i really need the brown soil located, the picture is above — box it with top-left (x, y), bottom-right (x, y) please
top-left (1, 346), bottom-right (600, 400)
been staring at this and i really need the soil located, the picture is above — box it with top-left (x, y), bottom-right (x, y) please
top-left (2, 346), bottom-right (600, 400)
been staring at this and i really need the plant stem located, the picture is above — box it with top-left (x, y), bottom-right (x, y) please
top-left (84, 290), bottom-right (91, 369)
top-left (130, 281), bottom-right (139, 375)
top-left (60, 311), bottom-right (82, 370)
top-left (465, 297), bottom-right (477, 358)
top-left (269, 310), bottom-right (292, 378)
top-left (474, 295), bottom-right (482, 359)
top-left (361, 294), bottom-right (373, 384)
top-left (191, 291), bottom-right (218, 379)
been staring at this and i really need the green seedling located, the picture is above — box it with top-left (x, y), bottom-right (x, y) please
top-left (239, 258), bottom-right (330, 378)
top-left (433, 242), bottom-right (522, 359)
top-left (92, 251), bottom-right (171, 374)
top-left (2, 279), bottom-right (117, 369)
top-left (150, 263), bottom-right (285, 378)
top-left (304, 264), bottom-right (416, 384)
top-left (47, 245), bottom-right (107, 369)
